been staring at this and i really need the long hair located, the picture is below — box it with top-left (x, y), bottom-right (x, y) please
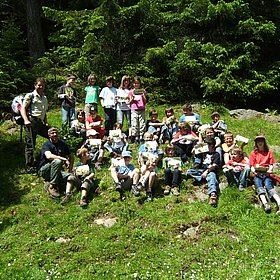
top-left (254, 138), bottom-right (269, 153)
top-left (119, 75), bottom-right (130, 89)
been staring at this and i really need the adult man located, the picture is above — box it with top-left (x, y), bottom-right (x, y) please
top-left (58, 75), bottom-right (77, 129)
top-left (186, 137), bottom-right (221, 206)
top-left (21, 78), bottom-right (49, 173)
top-left (38, 127), bottom-right (74, 198)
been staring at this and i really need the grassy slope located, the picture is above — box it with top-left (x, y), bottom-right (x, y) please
top-left (1, 104), bottom-right (280, 280)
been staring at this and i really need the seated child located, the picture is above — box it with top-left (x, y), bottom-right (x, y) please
top-left (145, 109), bottom-right (163, 141)
top-left (249, 135), bottom-right (280, 215)
top-left (171, 121), bottom-right (198, 163)
top-left (104, 123), bottom-right (129, 157)
top-left (222, 132), bottom-right (248, 164)
top-left (186, 137), bottom-right (221, 207)
top-left (71, 109), bottom-right (86, 140)
top-left (138, 132), bottom-right (161, 167)
top-left (61, 147), bottom-right (96, 207)
top-left (162, 144), bottom-right (182, 196)
top-left (85, 107), bottom-right (105, 139)
top-left (110, 150), bottom-right (140, 200)
top-left (160, 107), bottom-right (179, 144)
top-left (81, 129), bottom-right (104, 170)
top-left (210, 111), bottom-right (227, 141)
top-left (198, 127), bottom-right (223, 163)
top-left (135, 154), bottom-right (159, 202)
top-left (179, 103), bottom-right (202, 133)
top-left (223, 147), bottom-right (250, 191)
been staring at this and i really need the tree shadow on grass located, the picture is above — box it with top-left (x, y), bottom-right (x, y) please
top-left (0, 138), bottom-right (29, 210)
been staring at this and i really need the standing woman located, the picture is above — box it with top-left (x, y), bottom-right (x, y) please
top-left (116, 75), bottom-right (132, 137)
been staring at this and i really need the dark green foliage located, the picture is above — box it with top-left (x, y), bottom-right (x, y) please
top-left (1, 0), bottom-right (280, 109)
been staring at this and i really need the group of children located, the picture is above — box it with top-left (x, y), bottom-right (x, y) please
top-left (55, 74), bottom-right (280, 214)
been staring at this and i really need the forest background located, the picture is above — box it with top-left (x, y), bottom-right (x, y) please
top-left (1, 0), bottom-right (280, 116)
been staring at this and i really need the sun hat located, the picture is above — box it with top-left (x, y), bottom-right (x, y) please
top-left (211, 111), bottom-right (220, 118)
top-left (254, 135), bottom-right (265, 141)
top-left (122, 151), bottom-right (132, 158)
top-left (86, 129), bottom-right (99, 137)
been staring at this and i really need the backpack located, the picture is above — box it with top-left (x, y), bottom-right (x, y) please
top-left (11, 93), bottom-right (33, 125)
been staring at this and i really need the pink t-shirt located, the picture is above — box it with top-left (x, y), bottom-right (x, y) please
top-left (128, 89), bottom-right (146, 110)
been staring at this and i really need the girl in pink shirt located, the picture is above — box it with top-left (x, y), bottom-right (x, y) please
top-left (128, 76), bottom-right (147, 144)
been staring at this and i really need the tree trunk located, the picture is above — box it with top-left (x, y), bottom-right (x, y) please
top-left (26, 0), bottom-right (45, 66)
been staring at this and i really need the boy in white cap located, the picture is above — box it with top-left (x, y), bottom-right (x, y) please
top-left (110, 150), bottom-right (140, 200)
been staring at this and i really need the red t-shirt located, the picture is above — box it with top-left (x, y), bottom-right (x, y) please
top-left (249, 150), bottom-right (275, 167)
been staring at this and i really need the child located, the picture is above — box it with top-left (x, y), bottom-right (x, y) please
top-left (162, 144), bottom-right (182, 196)
top-left (110, 150), bottom-right (140, 200)
top-left (138, 132), bottom-right (160, 167)
top-left (99, 76), bottom-right (117, 134)
top-left (85, 107), bottom-right (105, 139)
top-left (186, 137), bottom-right (221, 207)
top-left (104, 123), bottom-right (129, 157)
top-left (179, 103), bottom-right (202, 133)
top-left (249, 135), bottom-right (280, 215)
top-left (136, 154), bottom-right (159, 202)
top-left (61, 147), bottom-right (95, 207)
top-left (71, 109), bottom-right (86, 140)
top-left (82, 129), bottom-right (104, 170)
top-left (160, 107), bottom-right (179, 144)
top-left (222, 132), bottom-right (236, 164)
top-left (199, 127), bottom-right (223, 163)
top-left (145, 109), bottom-right (163, 141)
top-left (116, 75), bottom-right (131, 135)
top-left (171, 121), bottom-right (198, 164)
top-left (223, 147), bottom-right (250, 191)
top-left (210, 111), bottom-right (227, 141)
top-left (222, 132), bottom-right (247, 164)
top-left (58, 75), bottom-right (77, 129)
top-left (84, 74), bottom-right (101, 118)
top-left (128, 76), bottom-right (147, 144)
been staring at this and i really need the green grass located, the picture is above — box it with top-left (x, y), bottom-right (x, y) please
top-left (1, 103), bottom-right (280, 279)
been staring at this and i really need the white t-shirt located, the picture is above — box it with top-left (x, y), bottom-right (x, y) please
top-left (99, 86), bottom-right (117, 108)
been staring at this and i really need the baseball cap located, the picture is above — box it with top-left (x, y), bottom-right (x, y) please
top-left (122, 151), bottom-right (132, 158)
top-left (86, 129), bottom-right (99, 137)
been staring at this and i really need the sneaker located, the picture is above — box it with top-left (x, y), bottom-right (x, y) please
top-left (115, 182), bottom-right (122, 192)
top-left (163, 185), bottom-right (171, 195)
top-left (26, 166), bottom-right (37, 175)
top-left (43, 181), bottom-right (50, 192)
top-left (95, 162), bottom-right (102, 170)
top-left (209, 192), bottom-right (217, 207)
top-left (136, 182), bottom-right (144, 191)
top-left (146, 192), bottom-right (153, 202)
top-left (131, 184), bottom-right (140, 196)
top-left (238, 184), bottom-right (245, 192)
top-left (263, 203), bottom-right (272, 214)
top-left (171, 186), bottom-right (180, 196)
top-left (276, 206), bottom-right (280, 216)
top-left (48, 185), bottom-right (60, 198)
top-left (80, 196), bottom-right (88, 207)
top-left (61, 192), bottom-right (73, 205)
